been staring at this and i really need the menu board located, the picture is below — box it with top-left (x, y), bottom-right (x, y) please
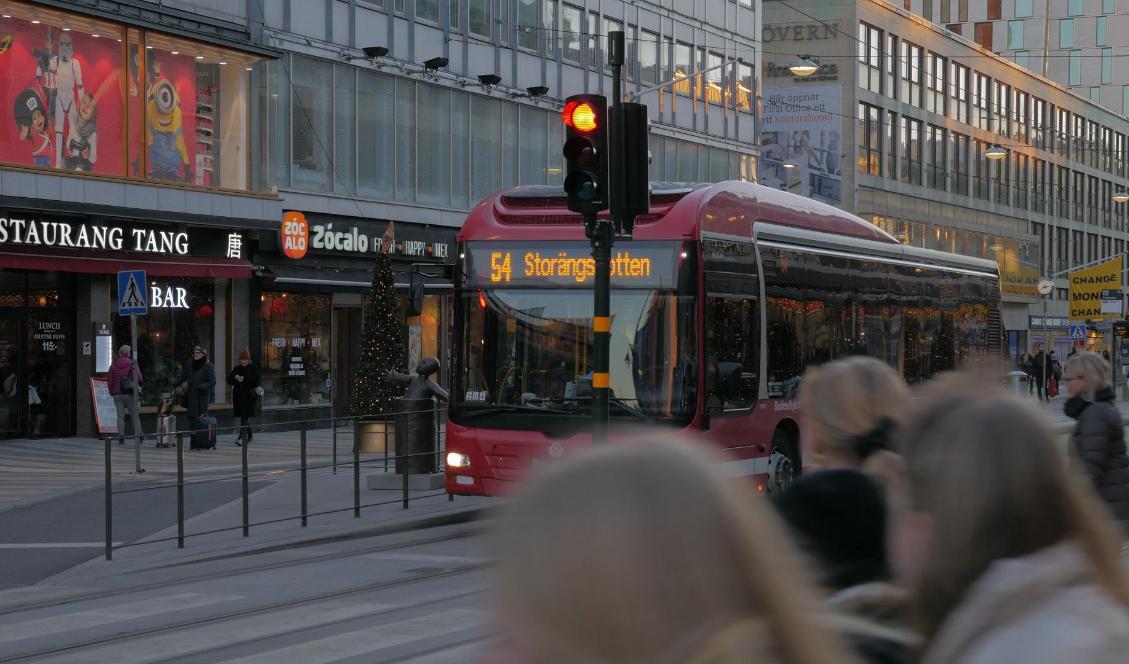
top-left (89, 377), bottom-right (118, 435)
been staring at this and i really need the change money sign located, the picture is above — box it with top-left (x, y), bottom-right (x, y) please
top-left (1069, 256), bottom-right (1123, 320)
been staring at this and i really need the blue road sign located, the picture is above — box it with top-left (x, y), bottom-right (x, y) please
top-left (1069, 324), bottom-right (1086, 340)
top-left (117, 270), bottom-right (148, 315)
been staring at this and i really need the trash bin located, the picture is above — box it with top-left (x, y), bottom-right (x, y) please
top-left (394, 397), bottom-right (436, 475)
top-left (1007, 371), bottom-right (1028, 397)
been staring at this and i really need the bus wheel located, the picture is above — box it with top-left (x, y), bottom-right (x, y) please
top-left (767, 430), bottom-right (798, 494)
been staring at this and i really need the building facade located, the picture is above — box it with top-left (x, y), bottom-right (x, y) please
top-left (904, 0), bottom-right (1129, 113)
top-left (765, 0), bottom-right (1129, 361)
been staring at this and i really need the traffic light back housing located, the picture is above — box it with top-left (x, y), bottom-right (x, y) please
top-left (610, 102), bottom-right (650, 235)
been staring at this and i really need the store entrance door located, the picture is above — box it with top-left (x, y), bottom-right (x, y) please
top-left (0, 312), bottom-right (73, 440)
top-left (333, 307), bottom-right (363, 418)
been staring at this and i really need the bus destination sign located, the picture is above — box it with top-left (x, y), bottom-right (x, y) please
top-left (464, 242), bottom-right (680, 288)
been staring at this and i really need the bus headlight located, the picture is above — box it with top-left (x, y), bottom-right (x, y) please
top-left (447, 452), bottom-right (472, 468)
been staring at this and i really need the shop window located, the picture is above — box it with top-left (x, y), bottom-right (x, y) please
top-left (290, 55), bottom-right (333, 192)
top-left (357, 69), bottom-right (394, 199)
top-left (113, 278), bottom-right (216, 407)
top-left (260, 292), bottom-right (331, 407)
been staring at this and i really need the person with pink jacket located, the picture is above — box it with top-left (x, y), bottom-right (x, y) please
top-left (107, 345), bottom-right (142, 445)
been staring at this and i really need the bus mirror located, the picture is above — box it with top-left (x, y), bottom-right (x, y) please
top-left (716, 362), bottom-right (743, 402)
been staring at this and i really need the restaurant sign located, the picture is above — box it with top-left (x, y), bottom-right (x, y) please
top-left (0, 214), bottom-right (190, 255)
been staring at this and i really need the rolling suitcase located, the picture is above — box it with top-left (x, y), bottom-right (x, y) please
top-left (156, 415), bottom-right (175, 448)
top-left (190, 414), bottom-right (217, 449)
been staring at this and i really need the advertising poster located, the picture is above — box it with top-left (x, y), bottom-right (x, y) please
top-left (139, 46), bottom-right (197, 183)
top-left (0, 17), bottom-right (124, 175)
top-left (1069, 256), bottom-right (1123, 320)
top-left (759, 85), bottom-right (843, 204)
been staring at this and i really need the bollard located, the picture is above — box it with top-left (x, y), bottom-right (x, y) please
top-left (300, 423), bottom-right (308, 527)
top-left (241, 437), bottom-right (249, 537)
top-left (332, 415), bottom-right (337, 475)
top-left (1007, 371), bottom-right (1028, 398)
top-left (176, 431), bottom-right (185, 548)
top-left (402, 457), bottom-right (410, 510)
top-left (353, 447), bottom-right (360, 518)
top-left (104, 437), bottom-right (112, 561)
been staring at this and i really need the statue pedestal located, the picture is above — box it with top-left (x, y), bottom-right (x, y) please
top-left (366, 472), bottom-right (445, 491)
top-left (395, 397), bottom-right (437, 475)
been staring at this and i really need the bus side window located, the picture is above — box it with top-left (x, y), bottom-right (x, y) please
top-left (704, 291), bottom-right (759, 411)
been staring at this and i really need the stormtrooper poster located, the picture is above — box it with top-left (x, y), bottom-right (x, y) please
top-left (0, 16), bottom-right (124, 175)
top-left (759, 85), bottom-right (843, 204)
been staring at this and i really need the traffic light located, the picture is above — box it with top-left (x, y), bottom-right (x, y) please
top-left (562, 95), bottom-right (608, 216)
top-left (609, 102), bottom-right (650, 236)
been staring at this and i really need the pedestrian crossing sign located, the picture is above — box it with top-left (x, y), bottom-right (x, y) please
top-left (117, 270), bottom-right (148, 315)
top-left (1069, 324), bottom-right (1086, 340)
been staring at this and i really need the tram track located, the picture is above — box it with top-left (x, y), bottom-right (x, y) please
top-left (0, 567), bottom-right (489, 663)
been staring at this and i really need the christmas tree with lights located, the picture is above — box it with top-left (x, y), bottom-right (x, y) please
top-left (352, 223), bottom-right (406, 417)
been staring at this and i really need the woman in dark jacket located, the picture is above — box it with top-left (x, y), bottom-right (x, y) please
top-left (1063, 352), bottom-right (1129, 535)
top-left (173, 345), bottom-right (216, 422)
top-left (227, 347), bottom-right (260, 446)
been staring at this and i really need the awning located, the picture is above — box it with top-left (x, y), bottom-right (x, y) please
top-left (265, 263), bottom-right (452, 290)
top-left (0, 248), bottom-right (251, 278)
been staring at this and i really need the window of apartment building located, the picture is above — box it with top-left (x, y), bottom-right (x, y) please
top-left (959, 0), bottom-right (968, 22)
top-left (947, 24), bottom-right (963, 35)
top-left (928, 125), bottom-right (947, 191)
top-left (926, 53), bottom-right (946, 113)
top-left (992, 149), bottom-right (1010, 205)
top-left (1103, 49), bottom-right (1113, 84)
top-left (674, 42), bottom-right (692, 96)
top-left (1015, 91), bottom-right (1029, 144)
top-left (544, 0), bottom-right (559, 58)
top-left (587, 13), bottom-right (598, 69)
top-left (1060, 19), bottom-right (1074, 48)
top-left (1032, 157), bottom-right (1047, 213)
top-left (333, 66), bottom-right (356, 197)
top-left (1056, 166), bottom-right (1070, 219)
top-left (1071, 229), bottom-right (1083, 265)
top-left (560, 4), bottom-right (582, 64)
top-left (1015, 0), bottom-right (1033, 17)
top-left (706, 51), bottom-right (723, 106)
top-left (1015, 51), bottom-right (1030, 69)
top-left (1031, 96), bottom-right (1046, 147)
top-left (885, 33), bottom-right (899, 97)
top-left (1070, 50), bottom-right (1081, 86)
top-left (738, 63), bottom-right (754, 113)
top-left (1032, 222), bottom-right (1045, 275)
top-left (900, 117), bottom-right (923, 185)
top-left (1008, 20), bottom-right (1024, 49)
top-left (517, 0), bottom-right (538, 50)
top-left (974, 140), bottom-right (991, 200)
top-left (291, 57), bottom-right (334, 193)
top-left (950, 62), bottom-right (969, 123)
top-left (1087, 120), bottom-right (1100, 168)
top-left (1068, 0), bottom-right (1083, 15)
top-left (1116, 132), bottom-right (1126, 177)
top-left (1072, 115), bottom-right (1086, 163)
top-left (900, 40), bottom-right (923, 106)
top-left (942, 0), bottom-right (951, 22)
top-left (1097, 16), bottom-right (1107, 46)
top-left (1014, 153), bottom-right (1029, 210)
top-left (923, 0), bottom-right (933, 20)
top-left (1073, 171), bottom-right (1086, 222)
top-left (859, 23), bottom-right (883, 94)
top-left (972, 71), bottom-right (991, 130)
top-left (1102, 180), bottom-right (1113, 227)
top-left (416, 0), bottom-right (439, 23)
top-left (885, 110), bottom-right (898, 180)
top-left (988, 0), bottom-right (1002, 20)
top-left (1091, 87), bottom-right (1101, 102)
top-left (1056, 108), bottom-right (1070, 156)
top-left (468, 0), bottom-right (490, 36)
top-left (975, 22), bottom-right (993, 50)
top-left (1087, 233), bottom-right (1098, 261)
top-left (640, 30), bottom-right (659, 84)
top-left (952, 131), bottom-right (970, 195)
top-left (602, 16), bottom-right (623, 74)
top-left (858, 103), bottom-right (882, 176)
top-left (1102, 127), bottom-right (1113, 172)
top-left (1105, 0), bottom-right (1116, 13)
top-left (993, 81), bottom-right (1010, 137)
top-left (450, 0), bottom-right (460, 31)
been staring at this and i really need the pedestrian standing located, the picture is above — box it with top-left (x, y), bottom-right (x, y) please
top-left (173, 345), bottom-right (216, 446)
top-left (1031, 346), bottom-right (1049, 402)
top-left (1063, 352), bottom-right (1129, 537)
top-left (891, 380), bottom-right (1129, 664)
top-left (493, 438), bottom-right (851, 663)
top-left (227, 348), bottom-right (260, 447)
top-left (107, 345), bottom-right (142, 445)
top-left (797, 356), bottom-right (909, 488)
top-left (1021, 352), bottom-right (1036, 395)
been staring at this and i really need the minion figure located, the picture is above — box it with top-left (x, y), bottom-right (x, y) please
top-left (146, 78), bottom-right (191, 181)
top-left (13, 89), bottom-right (51, 167)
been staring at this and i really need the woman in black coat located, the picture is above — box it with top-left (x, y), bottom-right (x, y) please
top-left (227, 347), bottom-right (260, 446)
top-left (1063, 352), bottom-right (1129, 535)
top-left (173, 345), bottom-right (216, 422)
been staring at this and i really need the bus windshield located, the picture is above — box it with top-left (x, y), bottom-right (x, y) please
top-left (456, 288), bottom-right (697, 424)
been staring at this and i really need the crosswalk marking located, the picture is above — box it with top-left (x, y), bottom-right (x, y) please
top-left (362, 553), bottom-right (486, 565)
top-left (0, 592), bottom-right (241, 644)
top-left (40, 601), bottom-right (391, 664)
top-left (217, 609), bottom-right (491, 664)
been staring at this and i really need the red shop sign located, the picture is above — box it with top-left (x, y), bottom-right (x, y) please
top-left (281, 211), bottom-right (309, 259)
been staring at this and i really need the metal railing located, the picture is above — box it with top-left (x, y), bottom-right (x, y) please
top-left (102, 404), bottom-right (449, 561)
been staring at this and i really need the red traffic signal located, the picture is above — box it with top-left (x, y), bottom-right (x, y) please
top-left (563, 100), bottom-right (600, 133)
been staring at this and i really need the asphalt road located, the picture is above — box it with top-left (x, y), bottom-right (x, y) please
top-left (0, 478), bottom-right (271, 589)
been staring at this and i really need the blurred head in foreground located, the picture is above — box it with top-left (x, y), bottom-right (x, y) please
top-left (493, 438), bottom-right (850, 664)
top-left (891, 377), bottom-right (1129, 656)
top-left (798, 356), bottom-right (908, 484)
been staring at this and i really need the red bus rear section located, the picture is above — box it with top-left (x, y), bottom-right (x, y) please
top-left (445, 181), bottom-right (1003, 496)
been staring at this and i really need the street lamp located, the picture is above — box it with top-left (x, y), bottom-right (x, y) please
top-left (1114, 190), bottom-right (1129, 203)
top-left (985, 144), bottom-right (1007, 160)
top-left (782, 161), bottom-right (797, 169)
top-left (789, 56), bottom-right (819, 77)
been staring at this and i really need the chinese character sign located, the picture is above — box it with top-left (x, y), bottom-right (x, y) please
top-left (226, 232), bottom-right (242, 259)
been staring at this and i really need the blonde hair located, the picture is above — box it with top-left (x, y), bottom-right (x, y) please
top-left (1064, 352), bottom-right (1112, 402)
top-left (897, 379), bottom-right (1129, 640)
top-left (798, 356), bottom-right (909, 482)
top-left (493, 438), bottom-right (852, 664)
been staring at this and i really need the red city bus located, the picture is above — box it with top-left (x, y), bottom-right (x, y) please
top-left (445, 180), bottom-right (1002, 496)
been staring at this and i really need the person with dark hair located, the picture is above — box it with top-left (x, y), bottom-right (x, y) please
top-left (775, 470), bottom-right (916, 664)
top-left (173, 345), bottom-right (216, 449)
top-left (227, 348), bottom-right (260, 446)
